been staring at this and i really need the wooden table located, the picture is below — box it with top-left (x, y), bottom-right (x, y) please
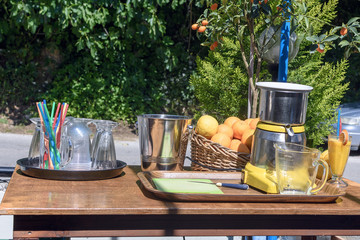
top-left (1, 165), bottom-right (360, 238)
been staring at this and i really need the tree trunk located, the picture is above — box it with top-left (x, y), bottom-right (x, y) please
top-left (251, 88), bottom-right (259, 118)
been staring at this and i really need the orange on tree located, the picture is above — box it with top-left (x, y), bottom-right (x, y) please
top-left (191, 24), bottom-right (199, 30)
top-left (224, 116), bottom-right (241, 128)
top-left (195, 115), bottom-right (219, 139)
top-left (249, 118), bottom-right (260, 129)
top-left (210, 41), bottom-right (218, 51)
top-left (198, 26), bottom-right (206, 33)
top-left (241, 128), bottom-right (255, 150)
top-left (229, 139), bottom-right (250, 154)
top-left (340, 27), bottom-right (348, 36)
top-left (211, 133), bottom-right (231, 148)
top-left (217, 124), bottom-right (234, 139)
top-left (211, 3), bottom-right (218, 10)
top-left (316, 44), bottom-right (324, 53)
top-left (233, 121), bottom-right (250, 140)
top-left (202, 20), bottom-right (209, 26)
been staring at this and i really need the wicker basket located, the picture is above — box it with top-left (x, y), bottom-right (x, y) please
top-left (190, 132), bottom-right (251, 172)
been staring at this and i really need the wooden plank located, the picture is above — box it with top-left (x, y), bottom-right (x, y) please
top-left (1, 166), bottom-right (360, 216)
top-left (12, 215), bottom-right (360, 237)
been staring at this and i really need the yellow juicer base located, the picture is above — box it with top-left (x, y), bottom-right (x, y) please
top-left (243, 162), bottom-right (279, 194)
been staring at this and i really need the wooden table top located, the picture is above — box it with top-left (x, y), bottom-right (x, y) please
top-left (1, 165), bottom-right (360, 216)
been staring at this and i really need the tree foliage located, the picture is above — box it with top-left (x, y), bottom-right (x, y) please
top-left (0, 0), bottom-right (204, 123)
top-left (190, 0), bottom-right (351, 147)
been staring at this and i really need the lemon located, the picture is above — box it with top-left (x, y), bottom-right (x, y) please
top-left (195, 115), bottom-right (219, 139)
top-left (317, 150), bottom-right (331, 180)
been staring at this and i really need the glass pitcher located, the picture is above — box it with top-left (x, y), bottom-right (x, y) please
top-left (60, 117), bottom-right (93, 170)
top-left (28, 118), bottom-right (41, 165)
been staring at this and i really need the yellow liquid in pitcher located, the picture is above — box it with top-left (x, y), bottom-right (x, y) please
top-left (277, 166), bottom-right (311, 194)
top-left (328, 138), bottom-right (351, 177)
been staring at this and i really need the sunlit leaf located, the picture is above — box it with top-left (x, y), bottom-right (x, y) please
top-left (323, 35), bottom-right (339, 42)
top-left (339, 40), bottom-right (350, 47)
top-left (347, 17), bottom-right (360, 25)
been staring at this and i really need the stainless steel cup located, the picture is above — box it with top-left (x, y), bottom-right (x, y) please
top-left (137, 114), bottom-right (192, 171)
top-left (256, 82), bottom-right (313, 125)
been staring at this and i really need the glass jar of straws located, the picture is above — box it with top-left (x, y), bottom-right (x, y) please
top-left (36, 100), bottom-right (69, 170)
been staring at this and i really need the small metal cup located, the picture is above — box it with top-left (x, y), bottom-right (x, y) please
top-left (137, 114), bottom-right (192, 171)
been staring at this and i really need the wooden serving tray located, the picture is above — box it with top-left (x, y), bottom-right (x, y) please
top-left (137, 171), bottom-right (345, 203)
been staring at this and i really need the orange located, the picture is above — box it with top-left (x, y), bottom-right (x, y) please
top-left (224, 116), bottom-right (241, 128)
top-left (195, 115), bottom-right (219, 139)
top-left (340, 27), bottom-right (348, 36)
top-left (316, 44), bottom-right (324, 53)
top-left (340, 129), bottom-right (349, 145)
top-left (244, 118), bottom-right (253, 125)
top-left (241, 128), bottom-right (255, 150)
top-left (249, 117), bottom-right (260, 129)
top-left (211, 133), bottom-right (231, 148)
top-left (210, 41), bottom-right (218, 51)
top-left (217, 124), bottom-right (233, 139)
top-left (232, 121), bottom-right (250, 140)
top-left (211, 3), bottom-right (218, 10)
top-left (191, 24), bottom-right (199, 30)
top-left (229, 139), bottom-right (250, 154)
top-left (202, 20), bottom-right (209, 26)
top-left (198, 26), bottom-right (206, 33)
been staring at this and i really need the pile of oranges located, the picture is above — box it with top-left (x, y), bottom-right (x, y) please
top-left (195, 115), bottom-right (259, 154)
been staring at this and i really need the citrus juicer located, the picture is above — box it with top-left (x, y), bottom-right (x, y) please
top-left (243, 82), bottom-right (313, 193)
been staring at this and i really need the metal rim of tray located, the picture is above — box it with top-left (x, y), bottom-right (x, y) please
top-left (16, 158), bottom-right (127, 181)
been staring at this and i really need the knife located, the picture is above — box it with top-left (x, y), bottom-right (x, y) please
top-left (190, 181), bottom-right (249, 190)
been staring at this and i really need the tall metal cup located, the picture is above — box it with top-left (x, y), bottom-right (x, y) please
top-left (137, 114), bottom-right (192, 171)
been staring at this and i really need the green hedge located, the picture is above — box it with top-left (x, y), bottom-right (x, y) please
top-left (0, 0), bottom-right (205, 123)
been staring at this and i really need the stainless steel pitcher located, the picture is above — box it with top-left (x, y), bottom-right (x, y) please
top-left (137, 114), bottom-right (192, 171)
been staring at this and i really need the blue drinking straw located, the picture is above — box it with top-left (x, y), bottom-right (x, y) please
top-left (337, 108), bottom-right (341, 136)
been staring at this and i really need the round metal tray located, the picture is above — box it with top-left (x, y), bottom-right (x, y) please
top-left (17, 158), bottom-right (127, 180)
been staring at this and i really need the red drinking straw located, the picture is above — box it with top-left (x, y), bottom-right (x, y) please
top-left (339, 117), bottom-right (342, 135)
top-left (52, 103), bottom-right (61, 130)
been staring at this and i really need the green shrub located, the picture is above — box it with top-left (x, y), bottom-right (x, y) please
top-left (288, 56), bottom-right (349, 148)
top-left (190, 37), bottom-right (249, 122)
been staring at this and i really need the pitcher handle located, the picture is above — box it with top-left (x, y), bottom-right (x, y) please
top-left (310, 159), bottom-right (329, 195)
